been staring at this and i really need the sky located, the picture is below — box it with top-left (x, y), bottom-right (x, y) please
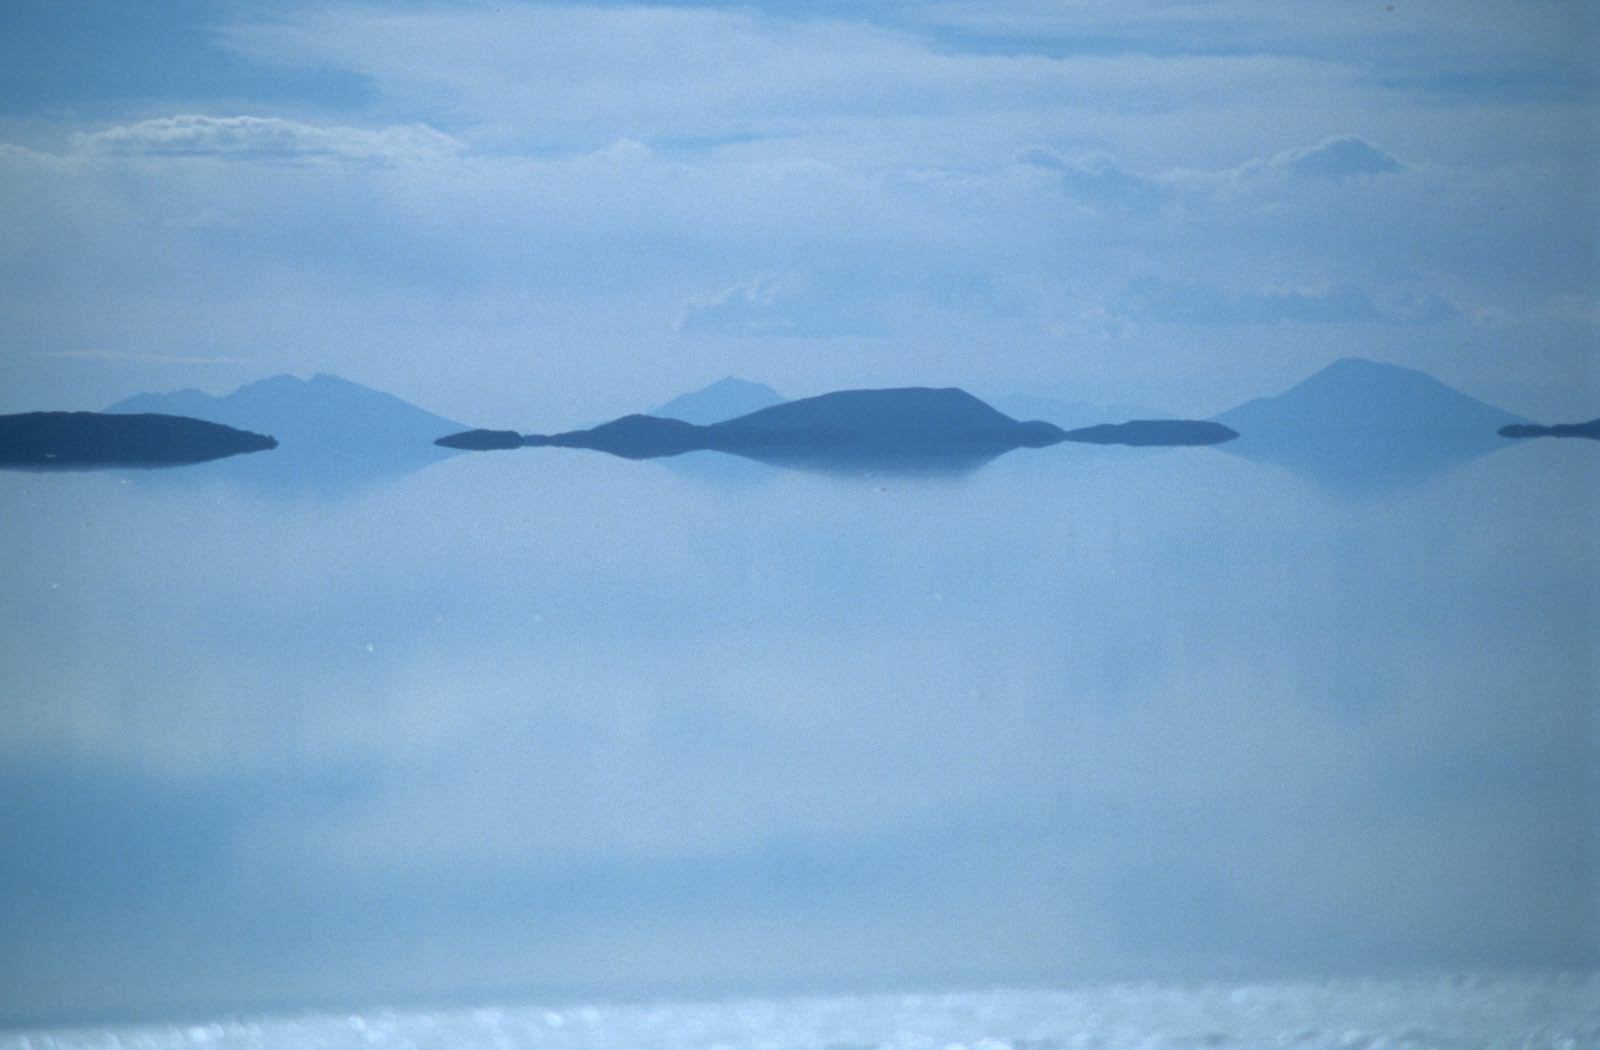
top-left (0, 1), bottom-right (1596, 426)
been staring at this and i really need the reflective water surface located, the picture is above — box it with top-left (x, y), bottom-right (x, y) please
top-left (0, 439), bottom-right (1595, 1022)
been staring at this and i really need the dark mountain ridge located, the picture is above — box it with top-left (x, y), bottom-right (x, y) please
top-left (440, 386), bottom-right (1231, 473)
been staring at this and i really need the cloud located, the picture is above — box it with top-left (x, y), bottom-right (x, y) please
top-left (220, 5), bottom-right (1364, 158)
top-left (676, 275), bottom-right (882, 338)
top-left (1015, 147), bottom-right (1164, 209)
top-left (1239, 136), bottom-right (1404, 180)
top-left (35, 349), bottom-right (255, 366)
top-left (76, 115), bottom-right (460, 165)
top-left (2, 3), bottom-right (1594, 422)
top-left (1115, 277), bottom-right (1459, 327)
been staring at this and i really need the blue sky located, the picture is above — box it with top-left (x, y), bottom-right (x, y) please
top-left (1, 0), bottom-right (1595, 426)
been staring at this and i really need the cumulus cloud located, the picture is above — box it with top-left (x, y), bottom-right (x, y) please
top-left (2, 2), bottom-right (1592, 422)
top-left (1016, 147), bottom-right (1164, 209)
top-left (221, 4), bottom-right (1365, 160)
top-left (35, 349), bottom-right (254, 366)
top-left (676, 275), bottom-right (882, 338)
top-left (1238, 136), bottom-right (1405, 180)
top-left (76, 114), bottom-right (460, 165)
top-left (1115, 277), bottom-right (1459, 326)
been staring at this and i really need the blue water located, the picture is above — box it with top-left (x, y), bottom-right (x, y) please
top-left (0, 439), bottom-right (1595, 1023)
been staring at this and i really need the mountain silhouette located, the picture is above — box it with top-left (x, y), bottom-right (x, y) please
top-left (1062, 420), bottom-right (1237, 446)
top-left (437, 429), bottom-right (525, 451)
top-left (1212, 357), bottom-right (1528, 493)
top-left (439, 387), bottom-right (1235, 475)
top-left (441, 387), bottom-right (1063, 473)
top-left (0, 412), bottom-right (276, 467)
top-left (651, 378), bottom-right (785, 424)
top-left (1499, 419), bottom-right (1600, 441)
top-left (107, 374), bottom-right (465, 493)
top-left (108, 373), bottom-right (464, 450)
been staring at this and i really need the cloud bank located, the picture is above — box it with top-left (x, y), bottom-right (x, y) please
top-left (0, 1), bottom-right (1593, 423)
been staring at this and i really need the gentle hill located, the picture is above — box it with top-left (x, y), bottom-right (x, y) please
top-left (0, 412), bottom-right (276, 467)
top-left (108, 374), bottom-right (464, 451)
top-left (651, 378), bottom-right (785, 424)
top-left (1212, 357), bottom-right (1527, 493)
top-left (1500, 419), bottom-right (1600, 441)
top-left (720, 387), bottom-right (1062, 449)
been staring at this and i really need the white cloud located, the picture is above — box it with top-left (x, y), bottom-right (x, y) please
top-left (220, 4), bottom-right (1368, 161)
top-left (1242, 136), bottom-right (1405, 180)
top-left (77, 114), bottom-right (461, 165)
top-left (35, 349), bottom-right (255, 366)
top-left (1114, 277), bottom-right (1460, 327)
top-left (676, 275), bottom-right (883, 338)
top-left (1015, 147), bottom-right (1165, 209)
top-left (1, 1), bottom-right (1593, 420)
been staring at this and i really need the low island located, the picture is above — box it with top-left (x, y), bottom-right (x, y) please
top-left (0, 411), bottom-right (278, 466)
top-left (1061, 420), bottom-right (1238, 446)
top-left (436, 387), bottom-right (1235, 469)
top-left (1498, 419), bottom-right (1600, 441)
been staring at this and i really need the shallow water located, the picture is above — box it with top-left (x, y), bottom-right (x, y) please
top-left (0, 438), bottom-right (1595, 1022)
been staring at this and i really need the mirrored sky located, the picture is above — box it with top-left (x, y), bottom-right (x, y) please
top-left (1, 440), bottom-right (1595, 1020)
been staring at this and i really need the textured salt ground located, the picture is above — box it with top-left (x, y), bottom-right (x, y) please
top-left (5, 974), bottom-right (1597, 1050)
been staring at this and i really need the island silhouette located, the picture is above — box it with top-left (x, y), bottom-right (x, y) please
top-left (438, 386), bottom-right (1235, 473)
top-left (1499, 419), bottom-right (1600, 441)
top-left (1211, 357), bottom-right (1529, 494)
top-left (0, 411), bottom-right (277, 467)
top-left (21, 363), bottom-right (1580, 484)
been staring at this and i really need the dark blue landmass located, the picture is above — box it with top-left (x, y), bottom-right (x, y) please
top-left (1062, 420), bottom-right (1237, 446)
top-left (436, 429), bottom-right (526, 451)
top-left (0, 412), bottom-right (277, 467)
top-left (438, 387), bottom-right (1235, 474)
top-left (443, 387), bottom-right (1063, 470)
top-left (1499, 419), bottom-right (1600, 441)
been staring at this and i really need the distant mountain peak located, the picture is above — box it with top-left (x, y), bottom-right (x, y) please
top-left (652, 378), bottom-right (784, 425)
top-left (106, 373), bottom-right (464, 449)
top-left (1215, 357), bottom-right (1524, 431)
top-left (1212, 357), bottom-right (1528, 494)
